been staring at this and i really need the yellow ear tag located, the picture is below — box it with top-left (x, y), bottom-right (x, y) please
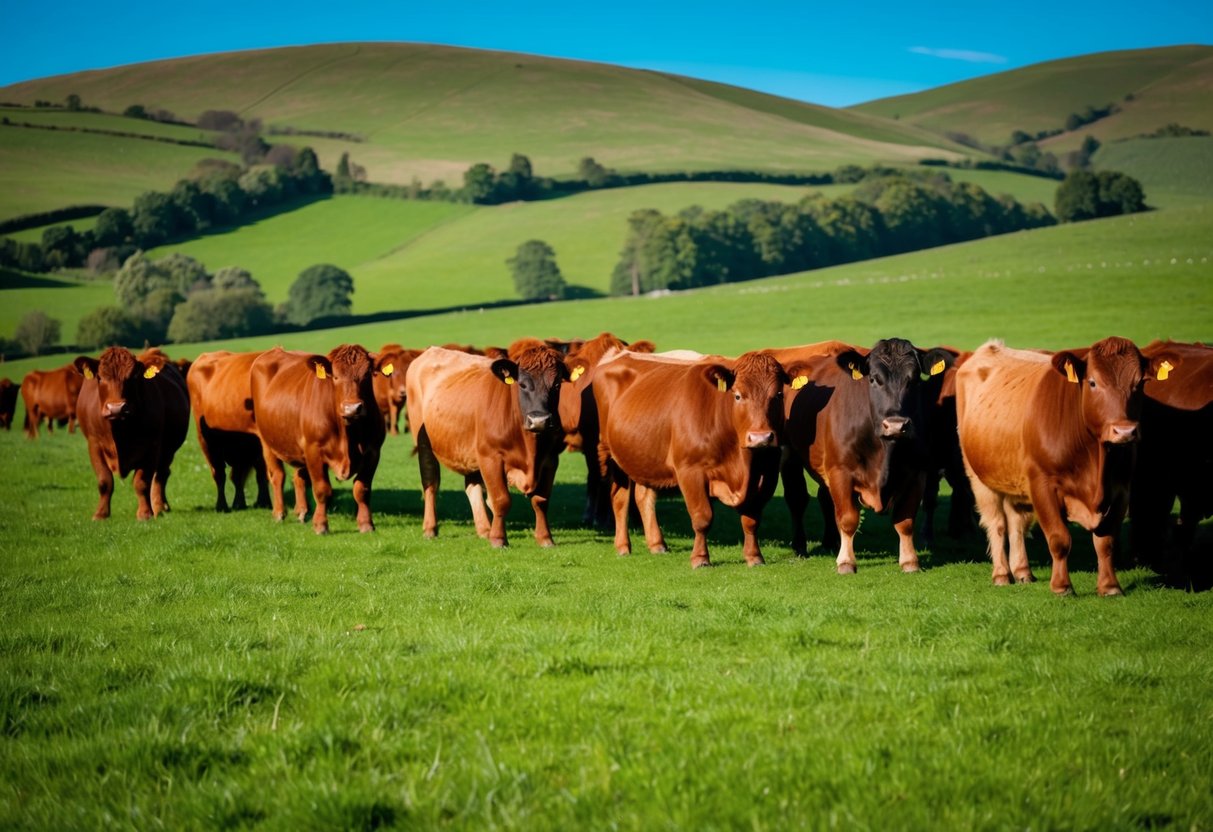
top-left (83, 367), bottom-right (94, 379)
top-left (504, 375), bottom-right (514, 385)
top-left (930, 360), bottom-right (946, 376)
top-left (1064, 361), bottom-right (1078, 383)
top-left (791, 375), bottom-right (808, 390)
top-left (381, 363), bottom-right (394, 377)
top-left (1157, 360), bottom-right (1173, 381)
top-left (570, 365), bottom-right (585, 382)
top-left (315, 365), bottom-right (327, 380)
top-left (850, 364), bottom-right (863, 381)
top-left (717, 377), bottom-right (727, 392)
top-left (143, 365), bottom-right (160, 379)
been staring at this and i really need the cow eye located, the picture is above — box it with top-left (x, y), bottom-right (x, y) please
top-left (734, 392), bottom-right (742, 402)
top-left (1088, 379), bottom-right (1097, 389)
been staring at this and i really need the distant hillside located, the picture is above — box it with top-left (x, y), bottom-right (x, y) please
top-left (853, 46), bottom-right (1213, 151)
top-left (0, 43), bottom-right (966, 188)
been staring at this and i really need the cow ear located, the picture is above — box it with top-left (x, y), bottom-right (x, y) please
top-left (703, 364), bottom-right (735, 392)
top-left (375, 353), bottom-right (396, 377)
top-left (309, 356), bottom-right (334, 381)
top-left (628, 339), bottom-right (657, 354)
top-left (920, 347), bottom-right (958, 378)
top-left (784, 362), bottom-right (811, 391)
top-left (1052, 351), bottom-right (1086, 383)
top-left (74, 356), bottom-right (99, 380)
top-left (491, 358), bottom-right (520, 386)
top-left (140, 350), bottom-right (169, 379)
top-left (565, 357), bottom-right (589, 384)
top-left (1147, 353), bottom-right (1180, 382)
top-left (836, 351), bottom-right (868, 380)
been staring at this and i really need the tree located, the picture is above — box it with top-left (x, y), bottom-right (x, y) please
top-left (123, 104), bottom-right (148, 119)
top-left (93, 207), bottom-right (133, 247)
top-left (462, 163), bottom-right (498, 203)
top-left (76, 306), bottom-right (138, 349)
top-left (41, 225), bottom-right (82, 269)
top-left (578, 157), bottom-right (610, 188)
top-left (507, 240), bottom-right (566, 301)
top-left (1055, 170), bottom-right (1145, 222)
top-left (212, 266), bottom-right (263, 296)
top-left (168, 289), bottom-right (273, 342)
top-left (284, 264), bottom-right (354, 326)
top-left (14, 311), bottom-right (61, 356)
top-left (65, 94), bottom-right (82, 112)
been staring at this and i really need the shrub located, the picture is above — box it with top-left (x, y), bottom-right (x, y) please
top-left (284, 264), bottom-right (354, 326)
top-left (508, 240), bottom-right (566, 301)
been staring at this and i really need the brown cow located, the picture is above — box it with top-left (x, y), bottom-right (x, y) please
top-left (73, 348), bottom-right (190, 520)
top-left (188, 350), bottom-right (271, 512)
top-left (406, 339), bottom-right (568, 547)
top-left (371, 343), bottom-right (422, 436)
top-left (558, 333), bottom-right (657, 527)
top-left (956, 337), bottom-right (1177, 596)
top-left (776, 339), bottom-right (958, 573)
top-left (250, 345), bottom-right (385, 534)
top-left (918, 352), bottom-right (978, 545)
top-left (0, 378), bottom-right (18, 430)
top-left (21, 364), bottom-right (84, 438)
top-left (1131, 340), bottom-right (1213, 584)
top-left (595, 350), bottom-right (791, 568)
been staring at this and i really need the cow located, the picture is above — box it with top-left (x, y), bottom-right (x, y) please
top-left (0, 378), bottom-right (17, 430)
top-left (406, 338), bottom-right (569, 548)
top-left (21, 364), bottom-right (84, 438)
top-left (250, 345), bottom-right (384, 534)
top-left (776, 339), bottom-right (958, 574)
top-left (1130, 340), bottom-right (1213, 586)
top-left (594, 349), bottom-right (791, 568)
top-left (371, 344), bottom-right (422, 436)
top-left (187, 350), bottom-right (272, 512)
top-left (956, 337), bottom-right (1177, 596)
top-left (72, 347), bottom-right (190, 520)
top-left (558, 333), bottom-right (657, 527)
top-left (919, 353), bottom-right (977, 545)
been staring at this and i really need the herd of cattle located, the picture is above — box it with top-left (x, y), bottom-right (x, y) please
top-left (5, 332), bottom-right (1210, 594)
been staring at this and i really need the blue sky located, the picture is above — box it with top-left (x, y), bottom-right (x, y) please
top-left (1, 1), bottom-right (1208, 107)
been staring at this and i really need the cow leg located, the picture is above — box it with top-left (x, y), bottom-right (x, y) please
top-left (920, 468), bottom-right (941, 547)
top-left (581, 446), bottom-right (601, 527)
top-left (1030, 489), bottom-right (1074, 595)
top-left (968, 467), bottom-right (1012, 586)
top-left (307, 458), bottom-right (332, 535)
top-left (826, 471), bottom-right (859, 574)
top-left (464, 472), bottom-right (491, 538)
top-left (1006, 504), bottom-right (1036, 584)
top-left (353, 468), bottom-right (376, 534)
top-left (132, 466), bottom-right (154, 521)
top-left (738, 509), bottom-right (765, 567)
top-left (230, 461), bottom-right (250, 511)
top-left (676, 470), bottom-right (714, 569)
top-left (89, 447), bottom-right (114, 520)
top-left (263, 450), bottom-right (288, 522)
top-left (417, 426), bottom-right (441, 539)
top-left (530, 463), bottom-right (558, 548)
top-left (253, 455), bottom-right (272, 509)
top-left (388, 402), bottom-right (400, 437)
top-left (635, 483), bottom-right (667, 554)
top-left (151, 464), bottom-right (170, 517)
top-left (891, 499), bottom-right (921, 574)
top-left (292, 467), bottom-right (311, 523)
top-left (781, 451), bottom-right (811, 557)
top-left (480, 462), bottom-right (512, 548)
top-left (609, 477), bottom-right (634, 555)
top-left (197, 424), bottom-right (230, 512)
top-left (1091, 530), bottom-right (1124, 597)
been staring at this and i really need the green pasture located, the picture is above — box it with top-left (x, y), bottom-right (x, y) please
top-left (0, 125), bottom-right (235, 221)
top-left (0, 107), bottom-right (216, 143)
top-left (0, 43), bottom-right (965, 186)
top-left (0, 271), bottom-right (113, 351)
top-left (854, 45), bottom-right (1213, 148)
top-left (1095, 136), bottom-right (1213, 208)
top-left (1, 380), bottom-right (1211, 829)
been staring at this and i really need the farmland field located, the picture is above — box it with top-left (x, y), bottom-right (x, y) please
top-left (1, 386), bottom-right (1211, 829)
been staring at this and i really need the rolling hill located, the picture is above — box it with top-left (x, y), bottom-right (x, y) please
top-left (0, 42), bottom-right (968, 189)
top-left (852, 45), bottom-right (1213, 152)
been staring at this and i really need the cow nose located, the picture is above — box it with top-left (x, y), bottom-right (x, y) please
top-left (881, 417), bottom-right (912, 438)
top-left (524, 412), bottom-right (551, 432)
top-left (1104, 421), bottom-right (1140, 444)
top-left (341, 401), bottom-right (365, 421)
top-left (102, 401), bottom-right (128, 420)
top-left (746, 430), bottom-right (776, 448)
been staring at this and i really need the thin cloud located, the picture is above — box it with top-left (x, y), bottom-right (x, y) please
top-left (909, 46), bottom-right (1007, 64)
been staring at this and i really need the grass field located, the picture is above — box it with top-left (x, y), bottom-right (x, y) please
top-left (1, 376), bottom-right (1211, 829)
top-left (0, 271), bottom-right (114, 350)
top-left (0, 125), bottom-right (235, 221)
top-left (854, 45), bottom-right (1213, 149)
top-left (0, 107), bottom-right (216, 143)
top-left (0, 43), bottom-right (965, 186)
top-left (1095, 136), bottom-right (1213, 209)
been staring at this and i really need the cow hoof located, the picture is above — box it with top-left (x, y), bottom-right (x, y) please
top-left (837, 563), bottom-right (856, 575)
top-left (491, 539), bottom-right (508, 549)
top-left (690, 558), bottom-right (711, 569)
top-left (616, 549), bottom-right (632, 557)
top-left (1015, 574), bottom-right (1036, 584)
top-left (901, 563), bottom-right (920, 574)
top-left (1052, 586), bottom-right (1075, 597)
top-left (993, 575), bottom-right (1012, 587)
top-left (423, 530), bottom-right (437, 540)
top-left (1099, 587), bottom-right (1124, 597)
top-left (537, 540), bottom-right (556, 549)
top-left (649, 545), bottom-right (668, 554)
top-left (746, 558), bottom-right (766, 567)
top-left (314, 527), bottom-right (329, 536)
top-left (359, 524), bottom-right (375, 534)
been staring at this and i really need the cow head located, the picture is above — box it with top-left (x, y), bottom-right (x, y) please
top-left (493, 338), bottom-right (569, 433)
top-left (1052, 336), bottom-right (1176, 445)
top-left (74, 347), bottom-right (170, 421)
top-left (705, 350), bottom-right (789, 449)
top-left (840, 339), bottom-right (952, 440)
top-left (374, 345), bottom-right (414, 407)
top-left (310, 344), bottom-right (375, 425)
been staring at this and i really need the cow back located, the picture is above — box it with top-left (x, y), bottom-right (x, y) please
top-left (189, 350), bottom-right (263, 434)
